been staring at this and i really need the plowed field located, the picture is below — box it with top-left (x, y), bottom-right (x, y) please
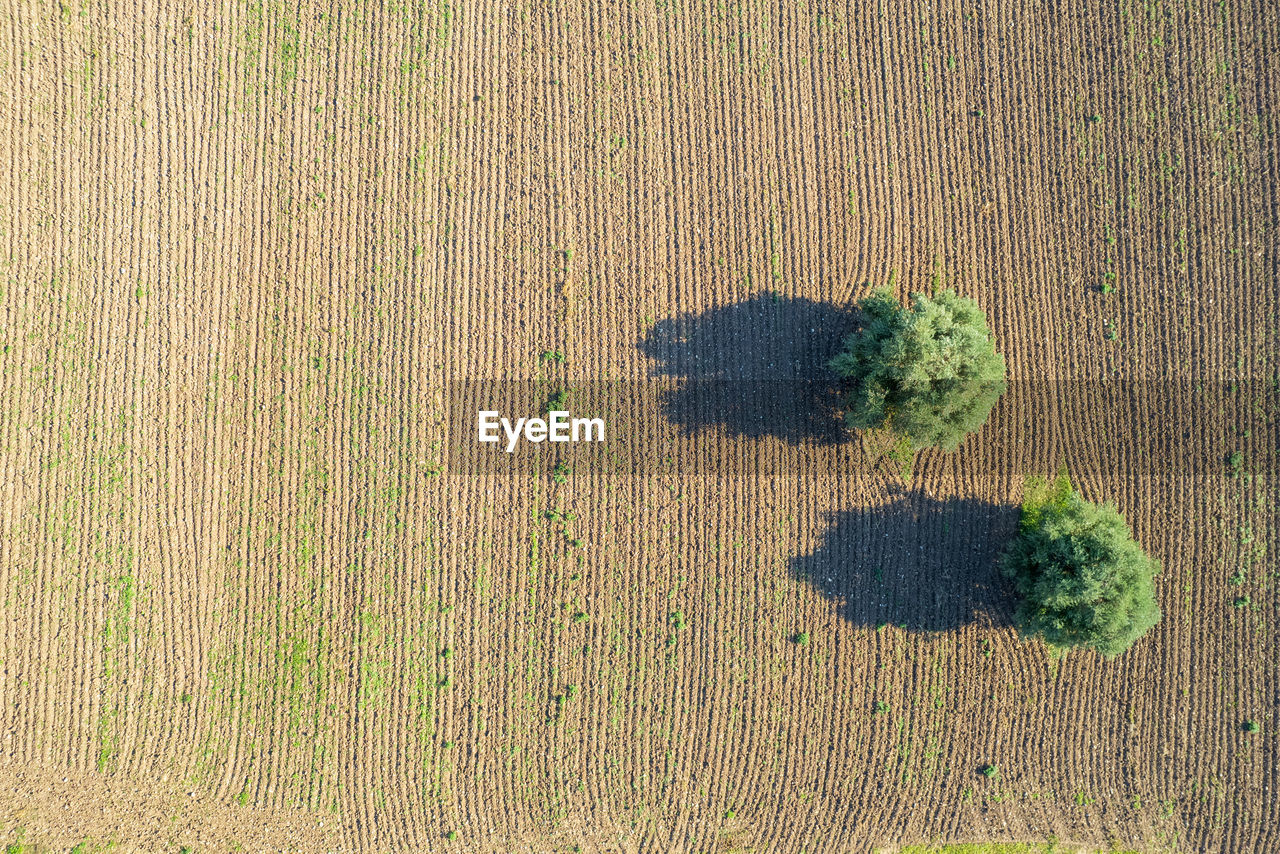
top-left (0, 0), bottom-right (1277, 851)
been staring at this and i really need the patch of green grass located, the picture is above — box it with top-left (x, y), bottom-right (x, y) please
top-left (899, 845), bottom-right (1138, 854)
top-left (887, 435), bottom-right (914, 479)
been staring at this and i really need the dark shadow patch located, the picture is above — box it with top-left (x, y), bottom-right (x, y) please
top-left (792, 488), bottom-right (1019, 632)
top-left (638, 294), bottom-right (857, 445)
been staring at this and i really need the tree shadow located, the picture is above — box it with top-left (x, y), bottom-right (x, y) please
top-left (792, 488), bottom-right (1019, 632)
top-left (638, 293), bottom-right (857, 445)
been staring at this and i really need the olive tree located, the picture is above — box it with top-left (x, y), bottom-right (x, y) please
top-left (1000, 472), bottom-right (1161, 658)
top-left (829, 287), bottom-right (1006, 451)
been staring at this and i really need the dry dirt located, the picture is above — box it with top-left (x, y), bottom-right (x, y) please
top-left (0, 0), bottom-right (1277, 851)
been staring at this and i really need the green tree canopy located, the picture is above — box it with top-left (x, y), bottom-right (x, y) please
top-left (1001, 472), bottom-right (1162, 658)
top-left (829, 287), bottom-right (1006, 451)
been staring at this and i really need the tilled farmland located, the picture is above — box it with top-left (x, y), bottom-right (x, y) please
top-left (0, 0), bottom-right (1277, 851)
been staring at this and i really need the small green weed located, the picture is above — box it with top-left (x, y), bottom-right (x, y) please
top-left (1228, 450), bottom-right (1244, 477)
top-left (544, 389), bottom-right (569, 412)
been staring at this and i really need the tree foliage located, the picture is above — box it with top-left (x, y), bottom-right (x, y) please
top-left (1000, 471), bottom-right (1161, 658)
top-left (829, 287), bottom-right (1006, 451)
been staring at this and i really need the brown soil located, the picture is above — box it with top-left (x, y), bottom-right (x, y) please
top-left (0, 0), bottom-right (1276, 851)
